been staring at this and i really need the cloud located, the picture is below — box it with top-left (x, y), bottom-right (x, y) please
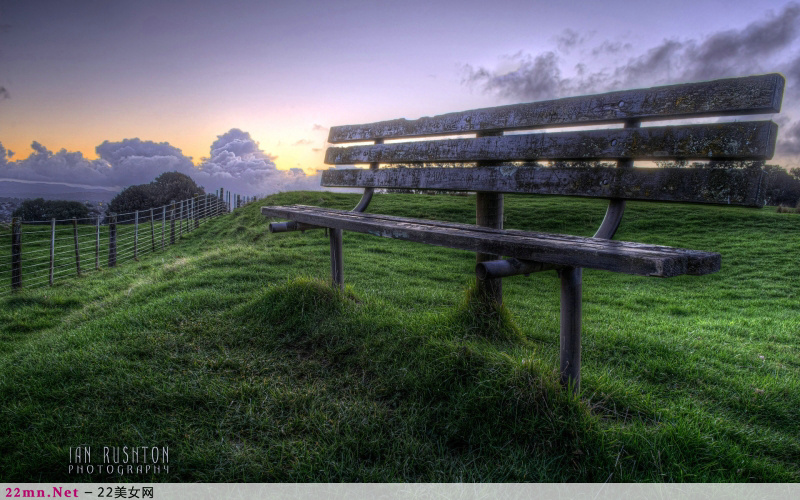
top-left (464, 51), bottom-right (564, 101)
top-left (778, 121), bottom-right (800, 155)
top-left (293, 139), bottom-right (312, 146)
top-left (462, 2), bottom-right (800, 166)
top-left (31, 141), bottom-right (49, 155)
top-left (465, 3), bottom-right (800, 99)
top-left (312, 124), bottom-right (328, 132)
top-left (196, 128), bottom-right (320, 195)
top-left (0, 87), bottom-right (8, 100)
top-left (96, 138), bottom-right (193, 165)
top-left (554, 29), bottom-right (585, 53)
top-left (0, 142), bottom-right (13, 162)
top-left (590, 40), bottom-right (632, 57)
top-left (0, 141), bottom-right (112, 186)
top-left (0, 129), bottom-right (326, 196)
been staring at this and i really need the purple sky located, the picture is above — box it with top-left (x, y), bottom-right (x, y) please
top-left (1, 0), bottom-right (798, 195)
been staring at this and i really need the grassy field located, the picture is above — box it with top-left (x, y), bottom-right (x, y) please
top-left (0, 191), bottom-right (798, 482)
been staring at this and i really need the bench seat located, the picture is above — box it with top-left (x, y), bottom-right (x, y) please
top-left (261, 205), bottom-right (720, 278)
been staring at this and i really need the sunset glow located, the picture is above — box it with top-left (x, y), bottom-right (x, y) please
top-left (1, 0), bottom-right (798, 195)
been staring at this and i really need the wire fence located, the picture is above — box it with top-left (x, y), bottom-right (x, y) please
top-left (0, 188), bottom-right (259, 296)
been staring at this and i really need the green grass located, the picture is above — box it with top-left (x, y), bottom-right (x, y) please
top-left (0, 191), bottom-right (798, 482)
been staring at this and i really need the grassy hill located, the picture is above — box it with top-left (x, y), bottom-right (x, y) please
top-left (0, 191), bottom-right (798, 482)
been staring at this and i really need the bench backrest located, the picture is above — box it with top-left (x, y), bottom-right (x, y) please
top-left (321, 74), bottom-right (784, 207)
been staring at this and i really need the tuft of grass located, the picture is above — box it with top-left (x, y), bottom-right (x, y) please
top-left (444, 281), bottom-right (525, 343)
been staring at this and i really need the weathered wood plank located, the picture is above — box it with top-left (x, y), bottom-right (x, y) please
top-left (325, 121), bottom-right (778, 165)
top-left (322, 164), bottom-right (766, 206)
top-left (261, 205), bottom-right (720, 277)
top-left (328, 74), bottom-right (784, 143)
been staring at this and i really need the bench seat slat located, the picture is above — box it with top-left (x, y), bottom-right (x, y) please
top-left (325, 121), bottom-right (777, 164)
top-left (261, 205), bottom-right (720, 277)
top-left (328, 74), bottom-right (784, 143)
top-left (322, 165), bottom-right (766, 206)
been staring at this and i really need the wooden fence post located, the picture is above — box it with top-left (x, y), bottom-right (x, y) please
top-left (73, 218), bottom-right (81, 276)
top-left (150, 208), bottom-right (155, 252)
top-left (134, 210), bottom-right (139, 261)
top-left (95, 217), bottom-right (100, 270)
top-left (194, 196), bottom-right (199, 229)
top-left (170, 202), bottom-right (176, 245)
top-left (108, 214), bottom-right (117, 268)
top-left (49, 218), bottom-right (55, 286)
top-left (161, 206), bottom-right (166, 250)
top-left (11, 217), bottom-right (21, 290)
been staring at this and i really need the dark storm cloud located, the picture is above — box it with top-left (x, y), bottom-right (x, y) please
top-left (464, 3), bottom-right (800, 99)
top-left (463, 3), bottom-right (800, 165)
top-left (464, 52), bottom-right (564, 101)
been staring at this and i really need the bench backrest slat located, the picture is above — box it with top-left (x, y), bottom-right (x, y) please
top-left (322, 164), bottom-right (766, 206)
top-left (328, 74), bottom-right (784, 143)
top-left (322, 74), bottom-right (784, 206)
top-left (325, 121), bottom-right (777, 165)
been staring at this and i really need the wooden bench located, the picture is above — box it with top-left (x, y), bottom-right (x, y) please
top-left (262, 73), bottom-right (784, 392)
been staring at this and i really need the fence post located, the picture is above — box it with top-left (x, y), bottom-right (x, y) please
top-left (161, 206), bottom-right (166, 250)
top-left (150, 208), bottom-right (155, 252)
top-left (220, 188), bottom-right (225, 213)
top-left (194, 196), bottom-right (199, 229)
top-left (95, 216), bottom-right (100, 270)
top-left (134, 210), bottom-right (139, 261)
top-left (73, 218), bottom-right (81, 277)
top-left (11, 217), bottom-right (21, 290)
top-left (170, 202), bottom-right (176, 245)
top-left (178, 200), bottom-right (184, 239)
top-left (108, 214), bottom-right (117, 267)
top-left (49, 218), bottom-right (55, 286)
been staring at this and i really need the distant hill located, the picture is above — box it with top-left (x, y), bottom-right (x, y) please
top-left (0, 179), bottom-right (116, 202)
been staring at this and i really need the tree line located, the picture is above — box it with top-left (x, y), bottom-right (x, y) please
top-left (11, 172), bottom-right (208, 222)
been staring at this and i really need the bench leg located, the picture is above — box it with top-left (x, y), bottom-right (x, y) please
top-left (476, 192), bottom-right (503, 305)
top-left (329, 228), bottom-right (344, 290)
top-left (559, 266), bottom-right (582, 394)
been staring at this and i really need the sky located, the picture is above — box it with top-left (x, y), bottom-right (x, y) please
top-left (1, 0), bottom-right (799, 196)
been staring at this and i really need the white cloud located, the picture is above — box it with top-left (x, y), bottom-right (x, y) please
top-left (0, 128), bottom-right (326, 196)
